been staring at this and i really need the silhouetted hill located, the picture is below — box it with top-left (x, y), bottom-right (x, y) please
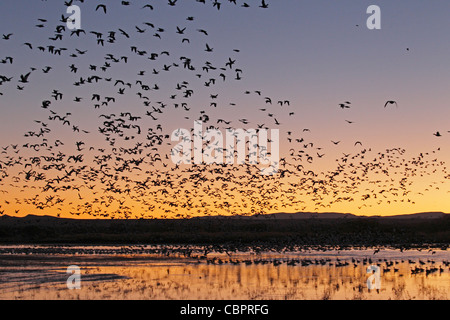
top-left (0, 212), bottom-right (448, 247)
top-left (194, 211), bottom-right (448, 220)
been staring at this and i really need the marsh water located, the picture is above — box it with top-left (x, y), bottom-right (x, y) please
top-left (0, 245), bottom-right (448, 300)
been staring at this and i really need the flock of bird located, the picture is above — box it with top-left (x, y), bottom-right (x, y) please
top-left (0, 0), bottom-right (449, 219)
top-left (205, 256), bottom-right (450, 277)
top-left (0, 244), bottom-right (448, 277)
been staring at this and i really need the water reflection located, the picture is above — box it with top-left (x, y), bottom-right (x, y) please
top-left (0, 246), bottom-right (448, 300)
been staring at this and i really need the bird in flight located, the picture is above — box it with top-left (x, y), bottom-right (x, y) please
top-left (96, 4), bottom-right (107, 13)
top-left (142, 4), bottom-right (154, 10)
top-left (384, 100), bottom-right (398, 108)
top-left (19, 72), bottom-right (31, 83)
top-left (339, 101), bottom-right (351, 109)
top-left (205, 43), bottom-right (213, 52)
top-left (259, 0), bottom-right (269, 9)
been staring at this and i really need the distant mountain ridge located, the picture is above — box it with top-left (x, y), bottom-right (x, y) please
top-left (205, 211), bottom-right (449, 220)
top-left (0, 211), bottom-right (448, 221)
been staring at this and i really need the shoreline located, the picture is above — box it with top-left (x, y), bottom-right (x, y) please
top-left (0, 214), bottom-right (449, 248)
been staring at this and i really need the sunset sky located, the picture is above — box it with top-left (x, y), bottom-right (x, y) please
top-left (0, 0), bottom-right (449, 218)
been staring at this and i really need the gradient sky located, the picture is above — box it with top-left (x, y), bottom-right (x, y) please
top-left (0, 0), bottom-right (449, 218)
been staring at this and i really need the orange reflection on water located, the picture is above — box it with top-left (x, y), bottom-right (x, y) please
top-left (0, 249), bottom-right (449, 300)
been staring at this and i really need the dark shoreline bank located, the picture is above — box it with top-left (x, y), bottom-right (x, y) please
top-left (0, 213), bottom-right (449, 249)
